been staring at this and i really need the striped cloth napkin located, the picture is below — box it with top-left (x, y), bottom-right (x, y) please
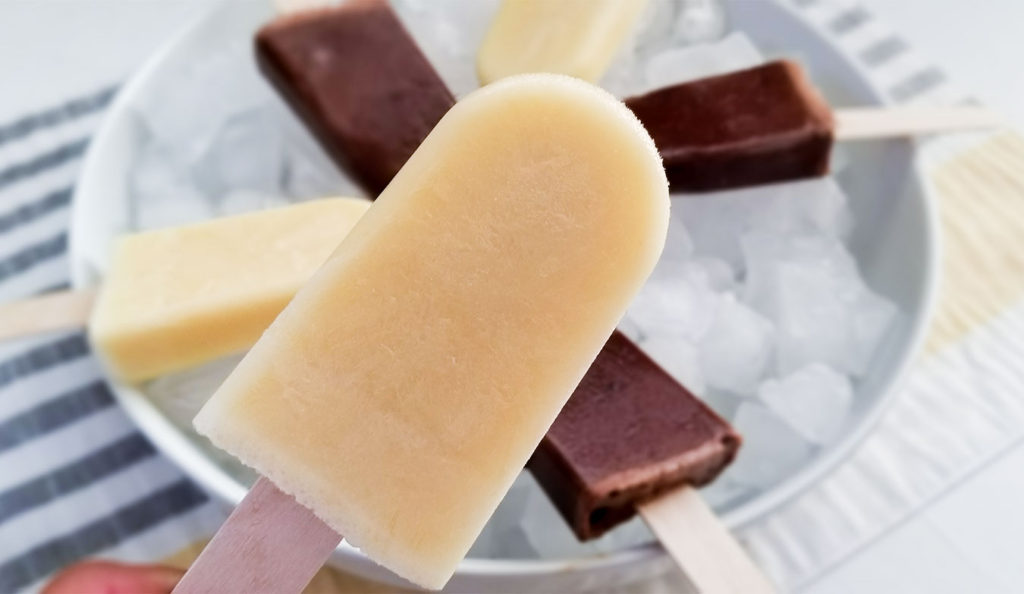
top-left (0, 1), bottom-right (1006, 593)
top-left (0, 87), bottom-right (224, 594)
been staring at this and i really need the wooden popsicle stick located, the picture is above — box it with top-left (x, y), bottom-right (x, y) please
top-left (0, 289), bottom-right (95, 342)
top-left (834, 106), bottom-right (1002, 140)
top-left (174, 477), bottom-right (342, 594)
top-left (639, 486), bottom-right (777, 594)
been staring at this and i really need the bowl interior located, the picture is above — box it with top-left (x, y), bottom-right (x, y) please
top-left (69, 0), bottom-right (937, 586)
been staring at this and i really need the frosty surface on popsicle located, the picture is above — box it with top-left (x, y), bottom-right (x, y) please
top-left (626, 60), bottom-right (834, 192)
top-left (530, 331), bottom-right (740, 540)
top-left (90, 198), bottom-right (369, 383)
top-left (477, 0), bottom-right (648, 85)
top-left (257, 0), bottom-right (455, 196)
top-left (194, 74), bottom-right (668, 589)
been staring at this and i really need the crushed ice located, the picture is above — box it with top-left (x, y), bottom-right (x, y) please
top-left (130, 5), bottom-right (901, 560)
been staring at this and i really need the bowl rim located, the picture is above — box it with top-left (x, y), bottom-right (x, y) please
top-left (68, 0), bottom-right (942, 581)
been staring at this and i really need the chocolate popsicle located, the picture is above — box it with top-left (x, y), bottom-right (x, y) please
top-left (530, 331), bottom-right (741, 540)
top-left (626, 60), bottom-right (833, 193)
top-left (256, 0), bottom-right (455, 196)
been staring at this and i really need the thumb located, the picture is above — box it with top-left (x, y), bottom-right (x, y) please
top-left (42, 560), bottom-right (184, 594)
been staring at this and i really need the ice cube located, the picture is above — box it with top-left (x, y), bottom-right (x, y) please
top-left (130, 143), bottom-right (189, 199)
top-left (741, 231), bottom-right (899, 376)
top-left (193, 106), bottom-right (285, 199)
top-left (215, 191), bottom-right (284, 217)
top-left (638, 336), bottom-right (706, 396)
top-left (594, 517), bottom-right (656, 552)
top-left (616, 313), bottom-right (646, 345)
top-left (742, 230), bottom-right (857, 317)
top-left (145, 356), bottom-right (258, 485)
top-left (662, 213), bottom-right (697, 267)
top-left (674, 178), bottom-right (852, 269)
top-left (698, 294), bottom-right (774, 396)
top-left (217, 191), bottom-right (262, 216)
top-left (148, 375), bottom-right (216, 430)
top-left (626, 214), bottom-right (713, 339)
top-left (131, 43), bottom-right (268, 163)
top-left (130, 144), bottom-right (214, 230)
top-left (517, 479), bottom-right (600, 559)
top-left (279, 147), bottom-right (362, 200)
top-left (632, 0), bottom-right (685, 57)
top-left (758, 364), bottom-right (853, 444)
top-left (774, 264), bottom-right (855, 376)
top-left (700, 387), bottom-right (746, 421)
top-left (848, 289), bottom-right (899, 375)
top-left (683, 257), bottom-right (736, 293)
top-left (128, 30), bottom-right (289, 227)
top-left (391, 0), bottom-right (499, 97)
top-left (147, 354), bottom-right (243, 429)
top-left (643, 32), bottom-right (762, 91)
top-left (673, 0), bottom-right (728, 45)
top-left (601, 58), bottom-right (647, 100)
top-left (469, 471), bottom-right (534, 559)
top-left (830, 143), bottom-right (852, 173)
top-left (625, 268), bottom-right (720, 345)
top-left (729, 403), bottom-right (813, 488)
top-left (512, 476), bottom-right (656, 559)
top-left (700, 475), bottom-right (752, 510)
top-left (601, 0), bottom-right (679, 97)
top-left (266, 96), bottom-right (366, 201)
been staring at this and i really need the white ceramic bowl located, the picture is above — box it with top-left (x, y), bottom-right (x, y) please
top-left (69, 0), bottom-right (939, 590)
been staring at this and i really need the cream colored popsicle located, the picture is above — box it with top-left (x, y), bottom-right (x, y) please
top-left (90, 198), bottom-right (369, 383)
top-left (193, 74), bottom-right (668, 589)
top-left (477, 0), bottom-right (648, 85)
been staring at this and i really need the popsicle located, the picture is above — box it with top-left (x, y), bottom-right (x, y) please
top-left (627, 59), bottom-right (1001, 192)
top-left (626, 60), bottom-right (832, 192)
top-left (90, 198), bottom-right (369, 383)
top-left (256, 0), bottom-right (455, 196)
top-left (477, 0), bottom-right (648, 85)
top-left (530, 330), bottom-right (740, 540)
top-left (529, 331), bottom-right (774, 593)
top-left (185, 74), bottom-right (669, 591)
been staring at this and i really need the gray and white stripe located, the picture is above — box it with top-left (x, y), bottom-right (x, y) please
top-left (0, 86), bottom-right (116, 148)
top-left (0, 86), bottom-right (217, 594)
top-left (786, 0), bottom-right (964, 106)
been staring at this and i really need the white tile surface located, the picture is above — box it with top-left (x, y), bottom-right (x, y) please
top-left (802, 514), bottom-right (1012, 594)
top-left (802, 443), bottom-right (1024, 594)
top-left (922, 444), bottom-right (1024, 592)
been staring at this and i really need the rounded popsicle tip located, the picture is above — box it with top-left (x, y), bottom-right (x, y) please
top-left (474, 72), bottom-right (669, 180)
top-left (389, 72), bottom-right (671, 300)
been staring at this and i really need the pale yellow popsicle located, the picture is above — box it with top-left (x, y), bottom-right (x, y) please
top-left (90, 198), bottom-right (370, 383)
top-left (477, 0), bottom-right (648, 85)
top-left (193, 74), bottom-right (668, 589)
